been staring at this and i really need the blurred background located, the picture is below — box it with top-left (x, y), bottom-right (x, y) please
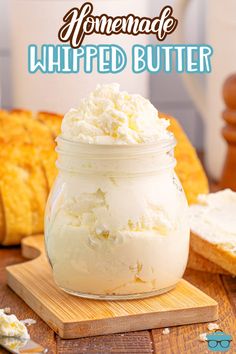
top-left (0, 0), bottom-right (235, 180)
top-left (0, 0), bottom-right (206, 148)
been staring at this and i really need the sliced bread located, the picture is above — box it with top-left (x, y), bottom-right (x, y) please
top-left (190, 189), bottom-right (236, 276)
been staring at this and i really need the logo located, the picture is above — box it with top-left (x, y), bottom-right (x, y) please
top-left (58, 2), bottom-right (178, 49)
top-left (206, 330), bottom-right (232, 352)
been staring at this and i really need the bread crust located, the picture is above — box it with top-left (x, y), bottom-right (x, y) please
top-left (187, 246), bottom-right (229, 274)
top-left (0, 109), bottom-right (59, 244)
top-left (161, 114), bottom-right (209, 204)
top-left (0, 192), bottom-right (5, 243)
top-left (37, 111), bottom-right (63, 138)
top-left (0, 161), bottom-right (33, 244)
top-left (190, 232), bottom-right (236, 276)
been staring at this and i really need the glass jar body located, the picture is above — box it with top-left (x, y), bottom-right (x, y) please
top-left (45, 140), bottom-right (190, 300)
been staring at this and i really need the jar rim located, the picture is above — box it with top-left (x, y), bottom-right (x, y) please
top-left (56, 134), bottom-right (176, 158)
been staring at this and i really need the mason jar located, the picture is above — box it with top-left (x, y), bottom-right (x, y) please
top-left (45, 135), bottom-right (190, 300)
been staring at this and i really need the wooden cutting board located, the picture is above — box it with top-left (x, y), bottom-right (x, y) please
top-left (6, 235), bottom-right (218, 339)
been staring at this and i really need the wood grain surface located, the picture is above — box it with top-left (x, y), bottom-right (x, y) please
top-left (220, 73), bottom-right (236, 191)
top-left (0, 245), bottom-right (235, 353)
top-left (6, 236), bottom-right (217, 339)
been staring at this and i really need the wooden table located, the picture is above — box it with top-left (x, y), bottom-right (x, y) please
top-left (0, 247), bottom-right (235, 354)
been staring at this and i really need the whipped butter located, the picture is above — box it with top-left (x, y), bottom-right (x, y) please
top-left (190, 189), bottom-right (236, 247)
top-left (45, 84), bottom-right (189, 299)
top-left (0, 309), bottom-right (29, 339)
top-left (61, 83), bottom-right (170, 144)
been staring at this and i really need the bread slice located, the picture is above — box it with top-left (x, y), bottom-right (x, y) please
top-left (0, 109), bottom-right (58, 244)
top-left (187, 246), bottom-right (229, 274)
top-left (1, 143), bottom-right (49, 239)
top-left (190, 232), bottom-right (236, 276)
top-left (22, 117), bottom-right (55, 149)
top-left (37, 111), bottom-right (63, 138)
top-left (10, 108), bottom-right (33, 118)
top-left (0, 192), bottom-right (5, 243)
top-left (190, 190), bottom-right (236, 276)
top-left (40, 148), bottom-right (58, 189)
top-left (0, 109), bottom-right (8, 117)
top-left (18, 145), bottom-right (48, 234)
top-left (0, 113), bottom-right (29, 144)
top-left (10, 108), bottom-right (57, 191)
top-left (0, 160), bottom-right (33, 244)
top-left (162, 114), bottom-right (209, 204)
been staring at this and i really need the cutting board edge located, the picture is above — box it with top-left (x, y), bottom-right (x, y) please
top-left (59, 305), bottom-right (219, 339)
top-left (6, 236), bottom-right (219, 339)
top-left (7, 269), bottom-right (63, 336)
top-left (7, 267), bottom-right (218, 339)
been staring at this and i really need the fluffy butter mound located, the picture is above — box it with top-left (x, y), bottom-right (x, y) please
top-left (0, 309), bottom-right (29, 339)
top-left (62, 83), bottom-right (170, 144)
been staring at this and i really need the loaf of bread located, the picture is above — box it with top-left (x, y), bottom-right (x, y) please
top-left (165, 114), bottom-right (209, 205)
top-left (0, 110), bottom-right (62, 245)
top-left (0, 110), bottom-right (208, 245)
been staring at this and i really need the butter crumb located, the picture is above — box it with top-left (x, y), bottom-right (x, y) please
top-left (207, 323), bottom-right (219, 331)
top-left (162, 328), bottom-right (170, 335)
top-left (0, 309), bottom-right (29, 339)
top-left (4, 308), bottom-right (11, 314)
top-left (21, 319), bottom-right (37, 326)
top-left (199, 333), bottom-right (207, 342)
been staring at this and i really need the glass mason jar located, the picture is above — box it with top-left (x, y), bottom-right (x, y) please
top-left (45, 135), bottom-right (190, 300)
